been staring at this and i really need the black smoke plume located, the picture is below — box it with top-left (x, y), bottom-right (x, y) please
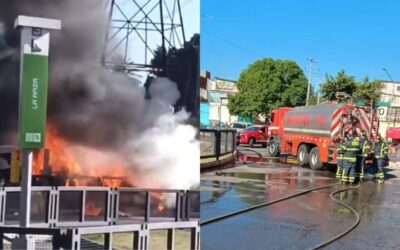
top-left (0, 0), bottom-right (177, 148)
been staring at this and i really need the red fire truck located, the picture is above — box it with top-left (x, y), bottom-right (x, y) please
top-left (266, 102), bottom-right (379, 169)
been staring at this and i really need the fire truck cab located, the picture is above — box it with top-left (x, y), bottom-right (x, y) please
top-left (267, 108), bottom-right (292, 156)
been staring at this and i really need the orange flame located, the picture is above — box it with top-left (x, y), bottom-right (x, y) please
top-left (157, 203), bottom-right (166, 212)
top-left (33, 124), bottom-right (80, 176)
top-left (32, 123), bottom-right (129, 187)
top-left (101, 177), bottom-right (123, 188)
top-left (85, 201), bottom-right (102, 217)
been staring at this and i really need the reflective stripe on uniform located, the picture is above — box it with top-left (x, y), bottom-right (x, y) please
top-left (343, 157), bottom-right (357, 162)
top-left (336, 167), bottom-right (342, 178)
top-left (346, 148), bottom-right (360, 152)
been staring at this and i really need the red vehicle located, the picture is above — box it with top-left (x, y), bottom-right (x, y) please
top-left (237, 125), bottom-right (268, 147)
top-left (266, 103), bottom-right (379, 169)
top-left (386, 127), bottom-right (400, 144)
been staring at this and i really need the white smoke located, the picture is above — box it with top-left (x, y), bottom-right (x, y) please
top-left (127, 110), bottom-right (199, 189)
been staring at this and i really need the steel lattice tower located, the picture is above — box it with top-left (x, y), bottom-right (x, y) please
top-left (103, 0), bottom-right (186, 73)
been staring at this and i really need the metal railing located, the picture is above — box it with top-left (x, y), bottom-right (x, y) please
top-left (200, 128), bottom-right (236, 161)
top-left (0, 186), bottom-right (199, 228)
top-left (0, 186), bottom-right (200, 249)
top-left (0, 220), bottom-right (199, 250)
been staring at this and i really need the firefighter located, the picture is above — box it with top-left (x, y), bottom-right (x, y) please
top-left (336, 136), bottom-right (346, 180)
top-left (373, 134), bottom-right (388, 183)
top-left (358, 131), bottom-right (371, 181)
top-left (342, 132), bottom-right (361, 184)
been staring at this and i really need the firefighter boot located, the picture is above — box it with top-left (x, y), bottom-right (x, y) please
top-left (348, 162), bottom-right (356, 184)
top-left (375, 158), bottom-right (385, 183)
top-left (341, 162), bottom-right (349, 183)
top-left (336, 166), bottom-right (342, 180)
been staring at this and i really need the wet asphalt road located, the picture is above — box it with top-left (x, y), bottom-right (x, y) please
top-left (201, 146), bottom-right (400, 249)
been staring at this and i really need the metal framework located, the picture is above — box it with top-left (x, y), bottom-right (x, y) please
top-left (102, 0), bottom-right (186, 72)
top-left (0, 186), bottom-right (199, 249)
top-left (200, 128), bottom-right (237, 160)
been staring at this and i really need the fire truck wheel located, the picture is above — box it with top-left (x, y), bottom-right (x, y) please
top-left (309, 147), bottom-right (323, 170)
top-left (297, 144), bottom-right (310, 166)
top-left (249, 138), bottom-right (256, 147)
top-left (268, 141), bottom-right (280, 156)
top-left (261, 142), bottom-right (267, 148)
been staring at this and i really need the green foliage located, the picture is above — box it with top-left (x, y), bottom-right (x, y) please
top-left (320, 71), bottom-right (382, 103)
top-left (320, 70), bottom-right (357, 100)
top-left (150, 34), bottom-right (200, 122)
top-left (307, 90), bottom-right (318, 105)
top-left (353, 76), bottom-right (382, 103)
top-left (228, 58), bottom-right (308, 118)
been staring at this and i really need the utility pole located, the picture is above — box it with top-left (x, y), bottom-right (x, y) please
top-left (314, 77), bottom-right (323, 105)
top-left (306, 58), bottom-right (317, 106)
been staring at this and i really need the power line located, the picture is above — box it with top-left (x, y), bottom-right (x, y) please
top-left (202, 29), bottom-right (263, 57)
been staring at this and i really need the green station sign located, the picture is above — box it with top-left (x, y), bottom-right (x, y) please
top-left (355, 101), bottom-right (365, 106)
top-left (19, 54), bottom-right (48, 148)
top-left (376, 101), bottom-right (390, 107)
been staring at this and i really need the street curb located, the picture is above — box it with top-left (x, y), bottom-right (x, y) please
top-left (200, 152), bottom-right (236, 170)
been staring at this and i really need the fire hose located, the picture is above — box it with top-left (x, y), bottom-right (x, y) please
top-left (311, 183), bottom-right (361, 250)
top-left (200, 182), bottom-right (339, 226)
top-left (201, 182), bottom-right (363, 249)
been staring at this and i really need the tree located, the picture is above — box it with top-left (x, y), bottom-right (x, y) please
top-left (228, 58), bottom-right (308, 119)
top-left (151, 34), bottom-right (200, 125)
top-left (307, 90), bottom-right (319, 105)
top-left (320, 71), bottom-right (382, 103)
top-left (320, 70), bottom-right (357, 100)
top-left (353, 76), bottom-right (382, 103)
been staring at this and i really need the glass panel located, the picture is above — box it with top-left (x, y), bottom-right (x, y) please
top-left (188, 191), bottom-right (200, 219)
top-left (227, 132), bottom-right (233, 152)
top-left (59, 191), bottom-right (82, 222)
top-left (200, 131), bottom-right (216, 157)
top-left (118, 191), bottom-right (146, 222)
top-left (31, 191), bottom-right (49, 223)
top-left (5, 192), bottom-right (19, 224)
top-left (174, 229), bottom-right (192, 250)
top-left (81, 234), bottom-right (105, 249)
top-left (150, 192), bottom-right (176, 221)
top-left (112, 232), bottom-right (135, 250)
top-left (220, 132), bottom-right (227, 154)
top-left (149, 230), bottom-right (168, 250)
top-left (84, 191), bottom-right (107, 221)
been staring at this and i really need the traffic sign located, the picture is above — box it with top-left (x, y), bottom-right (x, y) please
top-left (376, 101), bottom-right (390, 107)
top-left (377, 107), bottom-right (388, 121)
top-left (355, 101), bottom-right (365, 106)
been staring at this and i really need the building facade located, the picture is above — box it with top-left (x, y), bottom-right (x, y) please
top-left (377, 81), bottom-right (400, 135)
top-left (208, 77), bottom-right (239, 127)
top-left (200, 71), bottom-right (210, 127)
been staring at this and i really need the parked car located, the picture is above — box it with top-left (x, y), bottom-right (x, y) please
top-left (228, 122), bottom-right (251, 133)
top-left (237, 125), bottom-right (268, 147)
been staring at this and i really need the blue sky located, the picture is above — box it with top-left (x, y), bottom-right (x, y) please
top-left (201, 0), bottom-right (400, 90)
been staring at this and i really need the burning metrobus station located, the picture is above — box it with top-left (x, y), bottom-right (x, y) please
top-left (0, 7), bottom-right (200, 250)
